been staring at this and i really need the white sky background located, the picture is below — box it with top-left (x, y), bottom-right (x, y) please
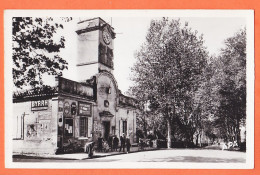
top-left (42, 17), bottom-right (246, 94)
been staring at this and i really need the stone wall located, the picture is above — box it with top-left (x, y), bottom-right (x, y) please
top-left (116, 107), bottom-right (137, 144)
top-left (13, 98), bottom-right (58, 155)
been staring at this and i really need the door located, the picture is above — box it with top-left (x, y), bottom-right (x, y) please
top-left (103, 121), bottom-right (110, 141)
top-left (64, 118), bottom-right (74, 144)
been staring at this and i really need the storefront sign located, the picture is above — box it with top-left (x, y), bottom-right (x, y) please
top-left (64, 101), bottom-right (70, 116)
top-left (78, 102), bottom-right (91, 116)
top-left (71, 102), bottom-right (77, 115)
top-left (58, 112), bottom-right (63, 127)
top-left (38, 112), bottom-right (51, 120)
top-left (31, 100), bottom-right (48, 111)
top-left (58, 101), bottom-right (63, 112)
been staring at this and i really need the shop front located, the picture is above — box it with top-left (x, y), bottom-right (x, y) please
top-left (12, 17), bottom-right (138, 156)
top-left (56, 77), bottom-right (95, 153)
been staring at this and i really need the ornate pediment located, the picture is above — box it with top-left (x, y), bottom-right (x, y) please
top-left (99, 111), bottom-right (114, 117)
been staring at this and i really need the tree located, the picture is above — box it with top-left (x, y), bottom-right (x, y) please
top-left (12, 17), bottom-right (71, 88)
top-left (130, 18), bottom-right (208, 148)
top-left (212, 28), bottom-right (246, 146)
top-left (188, 55), bottom-right (221, 146)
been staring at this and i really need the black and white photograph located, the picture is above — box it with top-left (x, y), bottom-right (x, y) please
top-left (4, 10), bottom-right (254, 169)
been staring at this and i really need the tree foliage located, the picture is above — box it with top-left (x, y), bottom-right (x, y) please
top-left (12, 17), bottom-right (71, 88)
top-left (211, 28), bottom-right (246, 144)
top-left (130, 18), bottom-right (246, 148)
top-left (130, 18), bottom-right (209, 147)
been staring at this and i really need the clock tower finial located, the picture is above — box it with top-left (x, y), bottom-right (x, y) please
top-left (75, 17), bottom-right (116, 82)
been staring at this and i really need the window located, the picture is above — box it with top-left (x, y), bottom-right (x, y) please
top-left (80, 117), bottom-right (88, 137)
top-left (13, 114), bottom-right (25, 140)
top-left (123, 121), bottom-right (127, 135)
top-left (65, 119), bottom-right (73, 137)
top-left (112, 126), bottom-right (115, 135)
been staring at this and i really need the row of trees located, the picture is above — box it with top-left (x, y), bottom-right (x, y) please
top-left (12, 17), bottom-right (246, 148)
top-left (130, 18), bottom-right (246, 148)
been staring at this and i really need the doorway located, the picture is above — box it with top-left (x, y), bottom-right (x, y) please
top-left (103, 121), bottom-right (110, 141)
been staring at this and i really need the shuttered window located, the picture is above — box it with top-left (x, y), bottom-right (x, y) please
top-left (123, 121), bottom-right (127, 135)
top-left (80, 117), bottom-right (88, 137)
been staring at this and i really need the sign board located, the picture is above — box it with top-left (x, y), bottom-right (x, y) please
top-left (64, 101), bottom-right (70, 116)
top-left (58, 112), bottom-right (63, 127)
top-left (78, 102), bottom-right (91, 116)
top-left (31, 100), bottom-right (48, 111)
top-left (38, 112), bottom-right (51, 120)
top-left (58, 101), bottom-right (63, 112)
top-left (71, 102), bottom-right (77, 115)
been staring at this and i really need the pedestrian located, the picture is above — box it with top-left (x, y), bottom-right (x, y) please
top-left (113, 135), bottom-right (119, 151)
top-left (108, 134), bottom-right (113, 152)
top-left (228, 141), bottom-right (233, 149)
top-left (149, 139), bottom-right (153, 147)
top-left (222, 142), bottom-right (228, 151)
top-left (103, 141), bottom-right (109, 152)
top-left (97, 134), bottom-right (104, 152)
top-left (119, 133), bottom-right (126, 152)
top-left (126, 136), bottom-right (131, 153)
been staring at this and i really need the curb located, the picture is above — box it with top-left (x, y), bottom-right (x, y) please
top-left (13, 148), bottom-right (161, 161)
top-left (88, 148), bottom-right (162, 159)
top-left (13, 155), bottom-right (79, 160)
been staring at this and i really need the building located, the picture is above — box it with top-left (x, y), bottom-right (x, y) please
top-left (12, 17), bottom-right (138, 155)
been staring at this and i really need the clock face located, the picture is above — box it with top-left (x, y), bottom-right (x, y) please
top-left (102, 29), bottom-right (111, 45)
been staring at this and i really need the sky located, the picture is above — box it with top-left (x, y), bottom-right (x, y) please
top-left (109, 17), bottom-right (246, 94)
top-left (41, 16), bottom-right (246, 94)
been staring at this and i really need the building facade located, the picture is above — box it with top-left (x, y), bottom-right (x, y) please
top-left (13, 17), bottom-right (138, 155)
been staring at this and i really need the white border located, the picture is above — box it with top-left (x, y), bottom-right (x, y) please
top-left (4, 10), bottom-right (254, 169)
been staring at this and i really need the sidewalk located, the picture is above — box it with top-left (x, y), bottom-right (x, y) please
top-left (13, 146), bottom-right (159, 160)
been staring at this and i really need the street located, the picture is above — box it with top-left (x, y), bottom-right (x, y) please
top-left (13, 149), bottom-right (246, 163)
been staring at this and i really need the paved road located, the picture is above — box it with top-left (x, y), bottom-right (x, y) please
top-left (13, 149), bottom-right (246, 163)
top-left (87, 149), bottom-right (245, 163)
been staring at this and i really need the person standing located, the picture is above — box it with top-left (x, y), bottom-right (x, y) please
top-left (113, 135), bottom-right (119, 151)
top-left (126, 136), bottom-right (131, 153)
top-left (119, 133), bottom-right (126, 152)
top-left (108, 134), bottom-right (113, 152)
top-left (97, 134), bottom-right (104, 152)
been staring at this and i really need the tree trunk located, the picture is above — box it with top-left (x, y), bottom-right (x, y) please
top-left (236, 118), bottom-right (241, 147)
top-left (143, 113), bottom-right (147, 138)
top-left (196, 134), bottom-right (199, 146)
top-left (167, 117), bottom-right (172, 148)
top-left (199, 134), bottom-right (202, 147)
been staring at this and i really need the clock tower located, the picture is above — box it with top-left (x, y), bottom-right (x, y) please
top-left (75, 18), bottom-right (116, 82)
